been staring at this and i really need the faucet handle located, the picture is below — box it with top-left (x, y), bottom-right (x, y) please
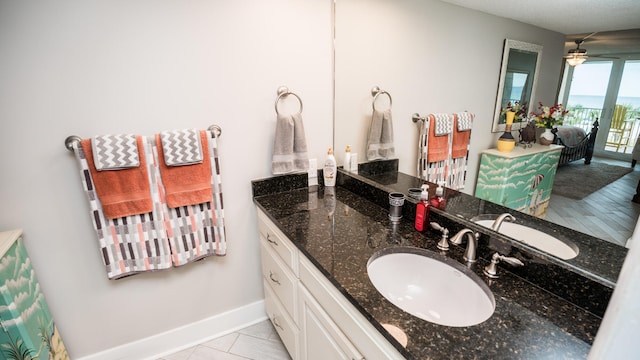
top-left (430, 222), bottom-right (450, 251)
top-left (483, 252), bottom-right (524, 278)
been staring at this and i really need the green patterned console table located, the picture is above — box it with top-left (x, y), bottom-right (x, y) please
top-left (0, 229), bottom-right (69, 360)
top-left (475, 144), bottom-right (563, 218)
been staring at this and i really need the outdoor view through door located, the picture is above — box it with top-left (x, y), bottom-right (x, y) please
top-left (559, 59), bottom-right (640, 160)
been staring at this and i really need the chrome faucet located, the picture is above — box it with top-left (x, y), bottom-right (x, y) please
top-left (491, 213), bottom-right (516, 231)
top-left (450, 229), bottom-right (479, 263)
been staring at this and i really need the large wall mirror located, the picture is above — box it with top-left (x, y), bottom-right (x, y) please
top-left (492, 39), bottom-right (543, 132)
top-left (333, 0), bottom-right (626, 285)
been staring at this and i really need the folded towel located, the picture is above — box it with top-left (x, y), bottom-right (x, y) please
top-left (452, 112), bottom-right (473, 159)
top-left (434, 113), bottom-right (453, 136)
top-left (91, 134), bottom-right (140, 170)
top-left (160, 128), bottom-right (203, 166)
top-left (427, 114), bottom-right (452, 162)
top-left (367, 109), bottom-right (395, 160)
top-left (156, 130), bottom-right (213, 208)
top-left (272, 112), bottom-right (309, 174)
top-left (81, 137), bottom-right (153, 219)
top-left (74, 137), bottom-right (172, 279)
top-left (456, 112), bottom-right (474, 132)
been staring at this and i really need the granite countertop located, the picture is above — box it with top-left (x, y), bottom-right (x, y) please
top-left (343, 169), bottom-right (626, 291)
top-left (253, 184), bottom-right (602, 359)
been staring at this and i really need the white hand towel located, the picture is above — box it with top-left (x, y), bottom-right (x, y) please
top-left (272, 112), bottom-right (309, 174)
top-left (367, 109), bottom-right (395, 160)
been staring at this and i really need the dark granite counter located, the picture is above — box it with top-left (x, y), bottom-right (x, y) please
top-left (253, 178), bottom-right (603, 359)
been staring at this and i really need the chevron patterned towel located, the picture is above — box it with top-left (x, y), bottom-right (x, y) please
top-left (433, 113), bottom-right (453, 136)
top-left (456, 112), bottom-right (474, 131)
top-left (91, 134), bottom-right (140, 170)
top-left (159, 128), bottom-right (203, 166)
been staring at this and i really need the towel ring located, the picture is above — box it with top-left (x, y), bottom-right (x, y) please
top-left (275, 86), bottom-right (303, 115)
top-left (371, 86), bottom-right (392, 112)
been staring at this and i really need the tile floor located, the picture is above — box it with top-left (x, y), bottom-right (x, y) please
top-left (157, 320), bottom-right (291, 360)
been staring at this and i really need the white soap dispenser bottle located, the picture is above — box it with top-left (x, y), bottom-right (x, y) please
top-left (324, 147), bottom-right (337, 186)
top-left (344, 145), bottom-right (352, 171)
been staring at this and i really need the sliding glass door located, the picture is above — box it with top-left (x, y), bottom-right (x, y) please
top-left (559, 58), bottom-right (640, 161)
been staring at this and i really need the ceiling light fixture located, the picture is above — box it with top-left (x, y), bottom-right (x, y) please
top-left (566, 54), bottom-right (587, 66)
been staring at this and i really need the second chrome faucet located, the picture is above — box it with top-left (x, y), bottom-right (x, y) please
top-left (450, 229), bottom-right (480, 263)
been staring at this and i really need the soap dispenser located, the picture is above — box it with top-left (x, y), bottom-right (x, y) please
top-left (430, 181), bottom-right (447, 209)
top-left (324, 147), bottom-right (337, 187)
top-left (344, 145), bottom-right (352, 171)
top-left (414, 184), bottom-right (430, 231)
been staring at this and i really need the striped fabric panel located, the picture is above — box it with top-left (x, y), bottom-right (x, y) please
top-left (449, 157), bottom-right (468, 190)
top-left (157, 130), bottom-right (226, 266)
top-left (73, 138), bottom-right (173, 280)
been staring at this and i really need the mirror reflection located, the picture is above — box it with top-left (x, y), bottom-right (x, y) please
top-left (334, 0), bottom-right (636, 282)
top-left (492, 39), bottom-right (542, 132)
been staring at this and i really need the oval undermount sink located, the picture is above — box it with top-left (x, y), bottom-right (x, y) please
top-left (367, 247), bottom-right (495, 327)
top-left (474, 219), bottom-right (579, 260)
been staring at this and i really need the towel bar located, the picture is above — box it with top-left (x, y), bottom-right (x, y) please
top-left (275, 86), bottom-right (303, 115)
top-left (371, 86), bottom-right (392, 111)
top-left (412, 113), bottom-right (425, 123)
top-left (64, 125), bottom-right (223, 151)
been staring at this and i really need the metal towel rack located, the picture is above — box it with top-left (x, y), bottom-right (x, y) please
top-left (64, 125), bottom-right (223, 151)
top-left (274, 86), bottom-right (303, 115)
top-left (371, 86), bottom-right (392, 111)
top-left (412, 113), bottom-right (426, 123)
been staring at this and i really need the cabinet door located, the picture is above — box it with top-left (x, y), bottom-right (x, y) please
top-left (299, 286), bottom-right (364, 360)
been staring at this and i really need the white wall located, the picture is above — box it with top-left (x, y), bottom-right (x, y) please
top-left (0, 0), bottom-right (333, 357)
top-left (334, 0), bottom-right (566, 194)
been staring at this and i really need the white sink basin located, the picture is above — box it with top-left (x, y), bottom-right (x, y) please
top-left (367, 247), bottom-right (495, 327)
top-left (475, 220), bottom-right (579, 260)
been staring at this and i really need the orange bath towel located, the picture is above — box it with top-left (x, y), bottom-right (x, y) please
top-left (426, 114), bottom-right (451, 162)
top-left (81, 137), bottom-right (153, 219)
top-left (156, 130), bottom-right (213, 208)
top-left (452, 112), bottom-right (473, 159)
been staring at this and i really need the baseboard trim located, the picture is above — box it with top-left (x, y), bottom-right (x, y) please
top-left (77, 300), bottom-right (267, 360)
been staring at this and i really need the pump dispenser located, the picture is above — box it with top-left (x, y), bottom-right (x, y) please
top-left (414, 184), bottom-right (430, 231)
top-left (344, 145), bottom-right (352, 171)
top-left (430, 181), bottom-right (447, 209)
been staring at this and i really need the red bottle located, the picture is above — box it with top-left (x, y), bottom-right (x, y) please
top-left (414, 184), bottom-right (430, 231)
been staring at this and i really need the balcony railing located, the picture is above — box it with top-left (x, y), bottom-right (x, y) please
top-left (565, 106), bottom-right (640, 154)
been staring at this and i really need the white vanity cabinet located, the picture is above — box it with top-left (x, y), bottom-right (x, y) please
top-left (257, 209), bottom-right (404, 360)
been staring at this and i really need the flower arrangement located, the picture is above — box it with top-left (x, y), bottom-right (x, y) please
top-left (531, 102), bottom-right (568, 129)
top-left (501, 101), bottom-right (528, 123)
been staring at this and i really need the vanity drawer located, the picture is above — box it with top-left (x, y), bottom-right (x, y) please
top-left (264, 279), bottom-right (300, 360)
top-left (258, 210), bottom-right (298, 273)
top-left (260, 240), bottom-right (298, 321)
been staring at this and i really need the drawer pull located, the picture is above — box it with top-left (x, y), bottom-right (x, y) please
top-left (266, 234), bottom-right (278, 246)
top-left (269, 271), bottom-right (281, 285)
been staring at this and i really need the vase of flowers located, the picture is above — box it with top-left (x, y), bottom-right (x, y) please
top-left (500, 101), bottom-right (527, 124)
top-left (531, 102), bottom-right (568, 145)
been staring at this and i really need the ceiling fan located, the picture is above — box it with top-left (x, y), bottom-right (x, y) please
top-left (564, 32), bottom-right (619, 66)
